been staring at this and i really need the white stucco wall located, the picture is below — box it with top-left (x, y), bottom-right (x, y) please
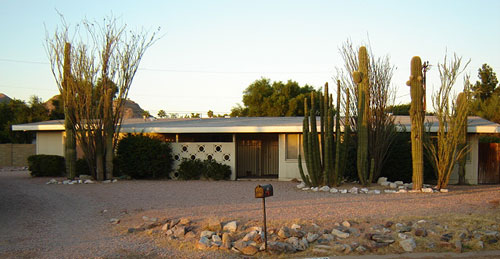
top-left (449, 134), bottom-right (479, 185)
top-left (278, 134), bottom-right (304, 180)
top-left (36, 131), bottom-right (64, 156)
top-left (170, 142), bottom-right (236, 180)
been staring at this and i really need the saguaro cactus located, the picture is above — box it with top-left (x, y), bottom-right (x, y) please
top-left (63, 42), bottom-right (77, 180)
top-left (457, 92), bottom-right (468, 185)
top-left (407, 56), bottom-right (425, 190)
top-left (353, 46), bottom-right (371, 186)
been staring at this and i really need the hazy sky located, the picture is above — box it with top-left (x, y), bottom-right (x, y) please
top-left (1, 0), bottom-right (499, 116)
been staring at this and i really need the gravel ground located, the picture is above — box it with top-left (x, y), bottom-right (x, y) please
top-left (0, 168), bottom-right (499, 258)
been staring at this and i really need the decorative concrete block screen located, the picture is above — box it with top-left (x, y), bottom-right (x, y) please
top-left (170, 142), bottom-right (236, 179)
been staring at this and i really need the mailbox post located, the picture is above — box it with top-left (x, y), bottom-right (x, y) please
top-left (255, 184), bottom-right (273, 251)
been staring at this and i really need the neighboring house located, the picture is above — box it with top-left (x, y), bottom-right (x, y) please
top-left (12, 116), bottom-right (500, 184)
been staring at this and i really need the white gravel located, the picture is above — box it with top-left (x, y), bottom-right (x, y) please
top-left (1, 169), bottom-right (499, 258)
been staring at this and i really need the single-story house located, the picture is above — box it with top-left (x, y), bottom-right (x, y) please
top-left (12, 116), bottom-right (500, 184)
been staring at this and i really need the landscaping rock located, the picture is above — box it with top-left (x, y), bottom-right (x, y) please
top-left (243, 231), bottom-right (257, 241)
top-left (291, 223), bottom-right (301, 230)
top-left (360, 188), bottom-right (369, 193)
top-left (381, 181), bottom-right (390, 186)
top-left (368, 190), bottom-right (381, 194)
top-left (330, 188), bottom-right (339, 193)
top-left (331, 228), bottom-right (350, 239)
top-left (371, 234), bottom-right (395, 244)
top-left (197, 236), bottom-right (211, 250)
top-left (342, 220), bottom-right (351, 227)
top-left (319, 186), bottom-right (330, 192)
top-left (179, 217), bottom-right (190, 225)
top-left (441, 233), bottom-right (453, 242)
top-left (173, 225), bottom-right (186, 238)
top-left (84, 179), bottom-right (94, 184)
top-left (399, 237), bottom-right (416, 252)
top-left (340, 189), bottom-right (347, 194)
top-left (384, 221), bottom-right (394, 228)
top-left (455, 240), bottom-right (463, 253)
top-left (286, 236), bottom-right (299, 249)
top-left (415, 228), bottom-right (427, 237)
top-left (206, 217), bottom-right (222, 231)
top-left (398, 226), bottom-right (412, 233)
top-left (440, 189), bottom-right (449, 193)
top-left (321, 233), bottom-right (335, 241)
top-left (356, 245), bottom-right (367, 252)
top-left (278, 226), bottom-right (291, 239)
top-left (306, 232), bottom-right (319, 242)
top-left (398, 233), bottom-right (409, 239)
top-left (296, 182), bottom-right (306, 189)
top-left (394, 181), bottom-right (404, 185)
top-left (223, 221), bottom-right (237, 232)
top-left (240, 245), bottom-right (258, 255)
top-left (377, 177), bottom-right (388, 184)
top-left (302, 187), bottom-right (310, 191)
top-left (311, 187), bottom-right (319, 192)
top-left (349, 187), bottom-right (358, 194)
top-left (421, 187), bottom-right (433, 193)
top-left (389, 182), bottom-right (398, 189)
top-left (110, 218), bottom-right (120, 224)
top-left (200, 230), bottom-right (215, 238)
top-left (222, 233), bottom-right (231, 249)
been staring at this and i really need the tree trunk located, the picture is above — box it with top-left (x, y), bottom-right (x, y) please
top-left (63, 42), bottom-right (76, 179)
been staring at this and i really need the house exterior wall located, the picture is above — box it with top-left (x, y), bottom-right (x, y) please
top-left (0, 144), bottom-right (35, 166)
top-left (278, 134), bottom-right (304, 180)
top-left (449, 134), bottom-right (479, 185)
top-left (36, 131), bottom-right (64, 156)
top-left (170, 142), bottom-right (236, 180)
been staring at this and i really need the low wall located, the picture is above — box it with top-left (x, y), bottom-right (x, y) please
top-left (0, 144), bottom-right (36, 167)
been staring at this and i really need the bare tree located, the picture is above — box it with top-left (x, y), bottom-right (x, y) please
top-left (46, 15), bottom-right (159, 180)
top-left (336, 39), bottom-right (397, 183)
top-left (425, 54), bottom-right (470, 190)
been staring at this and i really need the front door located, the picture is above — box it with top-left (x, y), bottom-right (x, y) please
top-left (236, 134), bottom-right (278, 178)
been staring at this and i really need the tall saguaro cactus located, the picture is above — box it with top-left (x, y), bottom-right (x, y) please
top-left (407, 56), bottom-right (425, 190)
top-left (63, 43), bottom-right (76, 180)
top-left (353, 46), bottom-right (371, 186)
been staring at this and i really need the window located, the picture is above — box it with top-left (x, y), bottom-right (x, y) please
top-left (286, 134), bottom-right (299, 160)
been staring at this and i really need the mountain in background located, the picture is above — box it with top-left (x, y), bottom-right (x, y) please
top-left (0, 93), bottom-right (12, 104)
top-left (43, 95), bottom-right (145, 119)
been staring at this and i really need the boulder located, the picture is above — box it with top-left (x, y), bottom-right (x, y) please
top-left (399, 238), bottom-right (416, 252)
top-left (223, 221), bottom-right (237, 232)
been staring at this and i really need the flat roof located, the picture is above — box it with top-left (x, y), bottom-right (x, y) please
top-left (11, 116), bottom-right (500, 134)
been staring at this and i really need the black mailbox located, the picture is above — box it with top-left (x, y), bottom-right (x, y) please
top-left (255, 184), bottom-right (273, 198)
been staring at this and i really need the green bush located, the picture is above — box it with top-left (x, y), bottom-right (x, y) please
top-left (27, 155), bottom-right (65, 177)
top-left (116, 134), bottom-right (173, 179)
top-left (177, 158), bottom-right (204, 180)
top-left (177, 158), bottom-right (231, 180)
top-left (203, 159), bottom-right (231, 180)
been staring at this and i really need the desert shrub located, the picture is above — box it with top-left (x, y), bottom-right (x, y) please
top-left (116, 134), bottom-right (173, 179)
top-left (177, 158), bottom-right (204, 180)
top-left (27, 155), bottom-right (65, 177)
top-left (203, 159), bottom-right (231, 180)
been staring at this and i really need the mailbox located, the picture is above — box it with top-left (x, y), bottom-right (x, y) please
top-left (255, 184), bottom-right (273, 198)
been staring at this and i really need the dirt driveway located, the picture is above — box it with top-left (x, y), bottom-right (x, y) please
top-left (0, 169), bottom-right (499, 258)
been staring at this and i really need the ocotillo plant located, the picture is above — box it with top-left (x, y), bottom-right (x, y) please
top-left (407, 56), bottom-right (424, 190)
top-left (353, 46), bottom-right (371, 186)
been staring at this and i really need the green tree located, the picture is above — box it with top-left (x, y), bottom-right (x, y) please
top-left (471, 64), bottom-right (498, 101)
top-left (233, 78), bottom-right (316, 117)
top-left (387, 103), bottom-right (411, 115)
top-left (470, 64), bottom-right (500, 124)
top-left (207, 110), bottom-right (214, 118)
top-left (157, 109), bottom-right (167, 118)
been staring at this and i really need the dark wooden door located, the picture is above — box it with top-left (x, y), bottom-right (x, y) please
top-left (478, 143), bottom-right (500, 184)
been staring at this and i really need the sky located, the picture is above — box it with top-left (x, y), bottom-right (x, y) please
top-left (1, 0), bottom-right (499, 117)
